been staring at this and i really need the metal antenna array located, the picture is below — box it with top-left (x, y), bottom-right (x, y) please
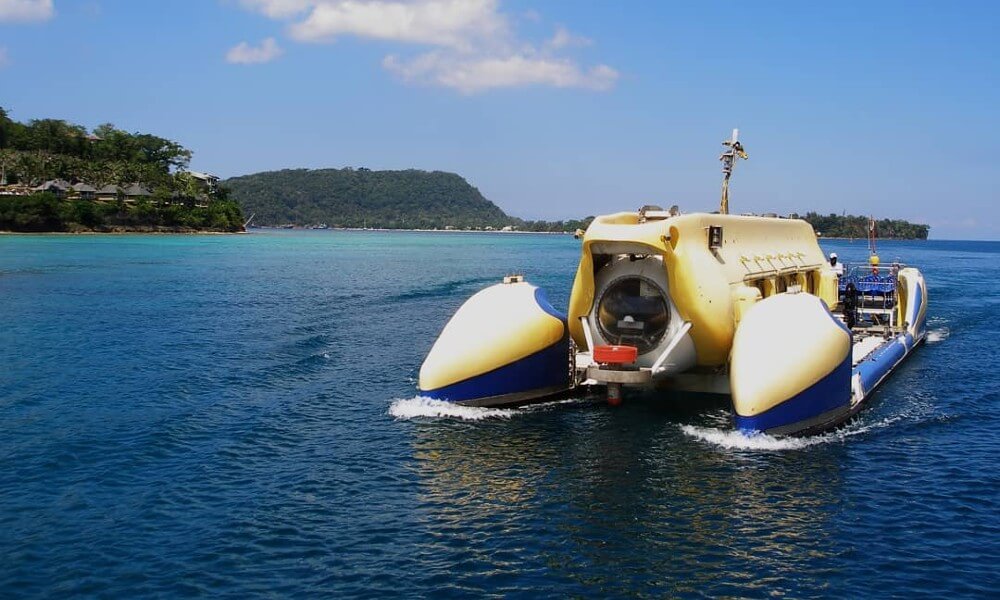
top-left (719, 128), bottom-right (748, 214)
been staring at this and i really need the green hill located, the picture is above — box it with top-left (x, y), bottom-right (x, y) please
top-left (224, 168), bottom-right (513, 229)
top-left (801, 212), bottom-right (930, 239)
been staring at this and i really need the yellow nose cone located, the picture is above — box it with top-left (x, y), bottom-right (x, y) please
top-left (730, 293), bottom-right (851, 417)
top-left (419, 281), bottom-right (566, 392)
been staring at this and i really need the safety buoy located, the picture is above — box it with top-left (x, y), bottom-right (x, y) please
top-left (593, 344), bottom-right (638, 365)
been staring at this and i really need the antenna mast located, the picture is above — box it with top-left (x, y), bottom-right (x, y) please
top-left (719, 128), bottom-right (748, 214)
top-left (868, 215), bottom-right (878, 256)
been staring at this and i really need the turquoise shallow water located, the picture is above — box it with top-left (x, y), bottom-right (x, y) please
top-left (1, 231), bottom-right (998, 598)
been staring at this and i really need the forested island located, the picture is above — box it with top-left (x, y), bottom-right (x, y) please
top-left (0, 108), bottom-right (245, 233)
top-left (226, 167), bottom-right (930, 238)
top-left (225, 167), bottom-right (593, 232)
top-left (226, 167), bottom-right (508, 230)
top-left (800, 212), bottom-right (929, 239)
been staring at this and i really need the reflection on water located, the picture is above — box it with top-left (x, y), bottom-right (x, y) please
top-left (404, 398), bottom-right (849, 596)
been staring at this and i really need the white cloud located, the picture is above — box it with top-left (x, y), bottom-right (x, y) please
top-left (384, 52), bottom-right (617, 94)
top-left (226, 37), bottom-right (284, 64)
top-left (546, 25), bottom-right (591, 50)
top-left (3, 0), bottom-right (612, 91)
top-left (235, 0), bottom-right (617, 93)
top-left (0, 0), bottom-right (54, 22)
top-left (288, 0), bottom-right (508, 50)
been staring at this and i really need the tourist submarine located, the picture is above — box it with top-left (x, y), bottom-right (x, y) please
top-left (418, 132), bottom-right (928, 436)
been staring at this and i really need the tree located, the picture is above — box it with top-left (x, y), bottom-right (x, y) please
top-left (133, 134), bottom-right (191, 172)
top-left (0, 149), bottom-right (15, 184)
top-left (0, 107), bottom-right (11, 149)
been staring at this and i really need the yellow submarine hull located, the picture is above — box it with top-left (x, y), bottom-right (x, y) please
top-left (569, 212), bottom-right (839, 365)
top-left (418, 209), bottom-right (926, 436)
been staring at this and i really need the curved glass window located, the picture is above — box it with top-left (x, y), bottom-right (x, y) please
top-left (596, 276), bottom-right (670, 354)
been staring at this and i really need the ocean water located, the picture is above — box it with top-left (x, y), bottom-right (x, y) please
top-left (1, 231), bottom-right (997, 598)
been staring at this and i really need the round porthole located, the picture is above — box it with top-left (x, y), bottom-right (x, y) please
top-left (595, 275), bottom-right (670, 354)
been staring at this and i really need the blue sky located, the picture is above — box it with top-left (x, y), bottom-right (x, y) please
top-left (1, 0), bottom-right (997, 239)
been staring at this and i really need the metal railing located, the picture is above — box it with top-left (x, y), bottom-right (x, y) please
top-left (838, 264), bottom-right (904, 294)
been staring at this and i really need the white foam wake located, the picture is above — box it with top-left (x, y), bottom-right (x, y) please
top-left (389, 397), bottom-right (517, 421)
top-left (680, 426), bottom-right (823, 450)
top-left (389, 395), bottom-right (590, 422)
top-left (926, 327), bottom-right (949, 343)
top-left (680, 413), bottom-right (907, 451)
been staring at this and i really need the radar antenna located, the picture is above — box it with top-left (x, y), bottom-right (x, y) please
top-left (719, 128), bottom-right (748, 214)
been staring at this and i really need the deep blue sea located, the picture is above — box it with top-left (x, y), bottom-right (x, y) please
top-left (1, 231), bottom-right (997, 598)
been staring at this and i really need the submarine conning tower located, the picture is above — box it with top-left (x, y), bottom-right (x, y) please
top-left (567, 209), bottom-right (841, 368)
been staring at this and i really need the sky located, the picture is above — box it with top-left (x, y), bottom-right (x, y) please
top-left (1, 0), bottom-right (997, 239)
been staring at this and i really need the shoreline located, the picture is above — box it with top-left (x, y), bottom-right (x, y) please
top-left (252, 226), bottom-right (573, 235)
top-left (818, 236), bottom-right (928, 241)
top-left (0, 228), bottom-right (245, 235)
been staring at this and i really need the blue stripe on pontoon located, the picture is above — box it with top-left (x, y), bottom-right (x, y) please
top-left (910, 281), bottom-right (923, 336)
top-left (855, 335), bottom-right (908, 392)
top-left (534, 287), bottom-right (568, 324)
top-left (734, 352), bottom-right (852, 434)
top-left (422, 340), bottom-right (570, 403)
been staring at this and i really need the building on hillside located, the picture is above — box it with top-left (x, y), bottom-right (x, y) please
top-left (122, 183), bottom-right (152, 203)
top-left (96, 185), bottom-right (123, 202)
top-left (188, 171), bottom-right (219, 194)
top-left (33, 179), bottom-right (72, 197)
top-left (171, 190), bottom-right (206, 208)
top-left (72, 182), bottom-right (97, 200)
